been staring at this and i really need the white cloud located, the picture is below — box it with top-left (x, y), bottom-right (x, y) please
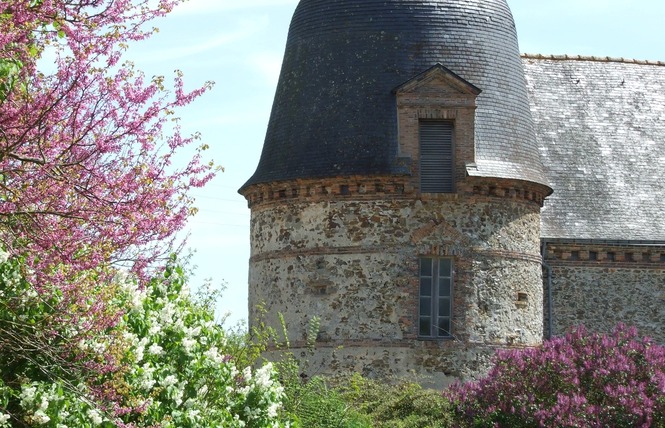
top-left (129, 16), bottom-right (269, 64)
top-left (246, 51), bottom-right (284, 87)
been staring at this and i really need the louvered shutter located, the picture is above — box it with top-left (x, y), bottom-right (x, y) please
top-left (420, 121), bottom-right (454, 193)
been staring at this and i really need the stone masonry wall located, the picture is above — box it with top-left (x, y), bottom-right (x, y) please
top-left (544, 242), bottom-right (665, 342)
top-left (248, 191), bottom-right (544, 386)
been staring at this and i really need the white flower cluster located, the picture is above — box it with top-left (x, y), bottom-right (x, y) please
top-left (19, 385), bottom-right (51, 425)
top-left (116, 268), bottom-right (288, 427)
top-left (0, 256), bottom-right (24, 296)
top-left (0, 412), bottom-right (9, 427)
top-left (0, 259), bottom-right (289, 427)
top-left (229, 362), bottom-right (286, 426)
top-left (14, 382), bottom-right (107, 427)
top-left (0, 249), bottom-right (8, 264)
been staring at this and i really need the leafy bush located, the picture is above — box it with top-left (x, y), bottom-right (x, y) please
top-left (285, 375), bottom-right (371, 428)
top-left (280, 366), bottom-right (454, 428)
top-left (340, 374), bottom-right (454, 428)
top-left (446, 325), bottom-right (665, 427)
top-left (264, 341), bottom-right (368, 428)
top-left (260, 311), bottom-right (454, 428)
top-left (114, 259), bottom-right (287, 427)
top-left (0, 252), bottom-right (289, 427)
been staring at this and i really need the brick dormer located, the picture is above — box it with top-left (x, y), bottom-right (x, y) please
top-left (393, 64), bottom-right (481, 194)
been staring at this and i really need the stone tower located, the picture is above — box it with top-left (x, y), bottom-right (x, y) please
top-left (239, 0), bottom-right (552, 386)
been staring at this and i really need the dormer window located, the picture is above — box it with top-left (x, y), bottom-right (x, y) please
top-left (420, 120), bottom-right (454, 193)
top-left (393, 63), bottom-right (480, 195)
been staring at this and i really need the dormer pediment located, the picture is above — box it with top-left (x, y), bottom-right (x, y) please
top-left (393, 63), bottom-right (482, 97)
top-left (393, 63), bottom-right (480, 189)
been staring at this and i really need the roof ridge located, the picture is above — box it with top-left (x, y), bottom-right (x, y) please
top-left (521, 53), bottom-right (665, 66)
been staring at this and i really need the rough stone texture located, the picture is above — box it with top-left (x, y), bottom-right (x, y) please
top-left (523, 56), bottom-right (665, 241)
top-left (241, 0), bottom-right (549, 191)
top-left (543, 241), bottom-right (665, 341)
top-left (264, 344), bottom-right (496, 389)
top-left (248, 194), bottom-right (544, 385)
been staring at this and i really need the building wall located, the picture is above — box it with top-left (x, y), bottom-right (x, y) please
top-left (247, 179), bottom-right (545, 386)
top-left (544, 242), bottom-right (665, 341)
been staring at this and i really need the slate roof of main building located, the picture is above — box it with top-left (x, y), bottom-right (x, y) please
top-left (523, 55), bottom-right (665, 242)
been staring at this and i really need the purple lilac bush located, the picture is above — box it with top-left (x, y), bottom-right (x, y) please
top-left (446, 325), bottom-right (665, 427)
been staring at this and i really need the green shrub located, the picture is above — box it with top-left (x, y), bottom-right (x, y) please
top-left (287, 376), bottom-right (371, 428)
top-left (339, 374), bottom-right (454, 428)
top-left (255, 310), bottom-right (455, 427)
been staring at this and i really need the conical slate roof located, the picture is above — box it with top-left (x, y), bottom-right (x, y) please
top-left (241, 0), bottom-right (548, 191)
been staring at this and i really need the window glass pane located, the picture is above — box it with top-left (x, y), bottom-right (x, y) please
top-left (420, 258), bottom-right (432, 277)
top-left (419, 318), bottom-right (432, 336)
top-left (439, 298), bottom-right (451, 316)
top-left (419, 297), bottom-right (431, 316)
top-left (437, 318), bottom-right (451, 337)
top-left (420, 278), bottom-right (432, 297)
top-left (419, 257), bottom-right (454, 339)
top-left (438, 278), bottom-right (451, 297)
top-left (439, 258), bottom-right (452, 277)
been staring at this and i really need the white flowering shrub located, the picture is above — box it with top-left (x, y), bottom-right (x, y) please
top-left (0, 252), bottom-right (289, 427)
top-left (116, 261), bottom-right (287, 427)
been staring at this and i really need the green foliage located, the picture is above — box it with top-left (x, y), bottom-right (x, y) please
top-left (0, 250), bottom-right (125, 426)
top-left (306, 316), bottom-right (320, 350)
top-left (0, 252), bottom-right (291, 427)
top-left (339, 374), bottom-right (454, 428)
top-left (277, 369), bottom-right (455, 428)
top-left (0, 252), bottom-right (84, 419)
top-left (255, 309), bottom-right (455, 428)
top-left (282, 372), bottom-right (371, 428)
top-left (0, 58), bottom-right (22, 101)
top-left (252, 312), bottom-right (369, 428)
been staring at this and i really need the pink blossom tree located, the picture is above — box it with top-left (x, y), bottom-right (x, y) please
top-left (0, 0), bottom-right (215, 296)
top-left (0, 0), bottom-right (218, 414)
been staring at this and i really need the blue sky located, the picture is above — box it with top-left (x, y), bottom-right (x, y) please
top-left (126, 0), bottom-right (665, 326)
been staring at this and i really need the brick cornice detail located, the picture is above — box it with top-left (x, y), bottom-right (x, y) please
top-left (544, 242), bottom-right (665, 267)
top-left (240, 176), bottom-right (550, 209)
top-left (266, 338), bottom-right (537, 351)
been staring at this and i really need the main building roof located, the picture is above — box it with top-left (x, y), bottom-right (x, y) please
top-left (524, 55), bottom-right (665, 241)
